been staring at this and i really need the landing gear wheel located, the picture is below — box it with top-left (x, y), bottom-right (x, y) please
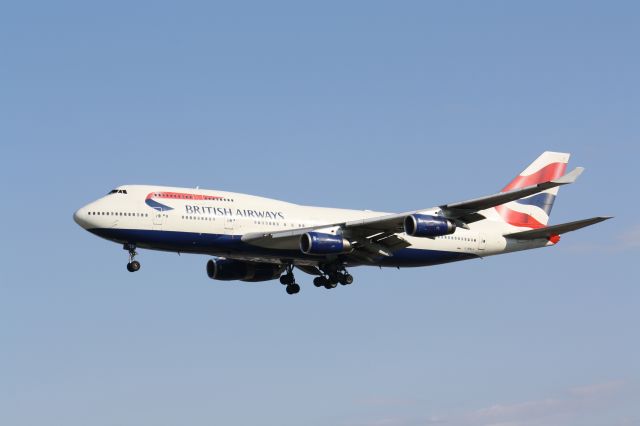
top-left (324, 281), bottom-right (338, 289)
top-left (280, 274), bottom-right (294, 285)
top-left (124, 243), bottom-right (140, 272)
top-left (319, 265), bottom-right (353, 289)
top-left (280, 263), bottom-right (295, 286)
top-left (339, 273), bottom-right (353, 285)
top-left (127, 260), bottom-right (141, 272)
top-left (313, 276), bottom-right (326, 287)
top-left (286, 283), bottom-right (300, 295)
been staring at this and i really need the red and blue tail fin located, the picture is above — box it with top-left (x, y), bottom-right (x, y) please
top-left (494, 151), bottom-right (570, 229)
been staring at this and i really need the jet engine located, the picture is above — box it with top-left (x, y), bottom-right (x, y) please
top-left (299, 232), bottom-right (352, 255)
top-left (404, 214), bottom-right (456, 237)
top-left (206, 258), bottom-right (284, 282)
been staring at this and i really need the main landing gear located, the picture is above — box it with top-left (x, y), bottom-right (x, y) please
top-left (124, 243), bottom-right (141, 272)
top-left (279, 264), bottom-right (300, 295)
top-left (278, 264), bottom-right (354, 295)
top-left (313, 266), bottom-right (353, 290)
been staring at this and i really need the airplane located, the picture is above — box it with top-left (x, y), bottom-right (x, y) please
top-left (73, 152), bottom-right (610, 295)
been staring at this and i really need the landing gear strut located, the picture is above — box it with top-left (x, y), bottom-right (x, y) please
top-left (279, 264), bottom-right (300, 295)
top-left (124, 243), bottom-right (140, 272)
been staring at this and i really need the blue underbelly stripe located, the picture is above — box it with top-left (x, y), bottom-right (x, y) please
top-left (88, 228), bottom-right (478, 267)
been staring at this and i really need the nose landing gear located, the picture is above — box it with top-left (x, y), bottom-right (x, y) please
top-left (124, 243), bottom-right (141, 272)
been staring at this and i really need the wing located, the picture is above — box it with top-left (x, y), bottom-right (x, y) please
top-left (439, 166), bottom-right (583, 223)
top-left (241, 167), bottom-right (584, 257)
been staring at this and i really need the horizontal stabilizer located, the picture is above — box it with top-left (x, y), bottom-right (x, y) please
top-left (504, 216), bottom-right (612, 240)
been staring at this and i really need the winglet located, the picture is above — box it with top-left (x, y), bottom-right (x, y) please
top-left (552, 166), bottom-right (584, 185)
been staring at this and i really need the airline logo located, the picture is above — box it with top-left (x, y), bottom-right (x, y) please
top-left (145, 191), bottom-right (222, 211)
top-left (495, 161), bottom-right (567, 229)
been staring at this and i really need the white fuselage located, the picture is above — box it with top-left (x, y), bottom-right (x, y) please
top-left (73, 185), bottom-right (552, 268)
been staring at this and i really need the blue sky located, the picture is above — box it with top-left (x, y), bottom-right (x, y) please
top-left (1, 1), bottom-right (639, 425)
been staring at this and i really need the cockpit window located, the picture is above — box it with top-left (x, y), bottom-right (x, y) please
top-left (108, 189), bottom-right (128, 195)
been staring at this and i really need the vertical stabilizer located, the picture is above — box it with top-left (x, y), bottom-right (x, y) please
top-left (493, 151), bottom-right (570, 229)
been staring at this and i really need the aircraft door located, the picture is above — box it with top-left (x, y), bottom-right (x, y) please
top-left (152, 207), bottom-right (166, 230)
top-left (224, 217), bottom-right (234, 234)
top-left (477, 233), bottom-right (486, 251)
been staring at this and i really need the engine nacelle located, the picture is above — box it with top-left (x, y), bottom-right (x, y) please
top-left (299, 232), bottom-right (352, 255)
top-left (206, 258), bottom-right (284, 282)
top-left (404, 214), bottom-right (456, 237)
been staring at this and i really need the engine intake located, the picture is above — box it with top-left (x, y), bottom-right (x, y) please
top-left (206, 258), bottom-right (283, 282)
top-left (404, 214), bottom-right (456, 237)
top-left (300, 232), bottom-right (352, 255)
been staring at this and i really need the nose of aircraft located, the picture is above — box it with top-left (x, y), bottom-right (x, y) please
top-left (73, 206), bottom-right (90, 229)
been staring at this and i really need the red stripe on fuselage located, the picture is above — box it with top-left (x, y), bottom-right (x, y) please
top-left (501, 162), bottom-right (567, 192)
top-left (145, 191), bottom-right (223, 201)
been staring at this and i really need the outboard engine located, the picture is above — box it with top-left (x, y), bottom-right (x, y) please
top-left (404, 214), bottom-right (456, 237)
top-left (206, 258), bottom-right (284, 282)
top-left (299, 232), bottom-right (352, 255)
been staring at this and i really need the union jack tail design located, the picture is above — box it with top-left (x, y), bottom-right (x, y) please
top-left (494, 151), bottom-right (570, 229)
